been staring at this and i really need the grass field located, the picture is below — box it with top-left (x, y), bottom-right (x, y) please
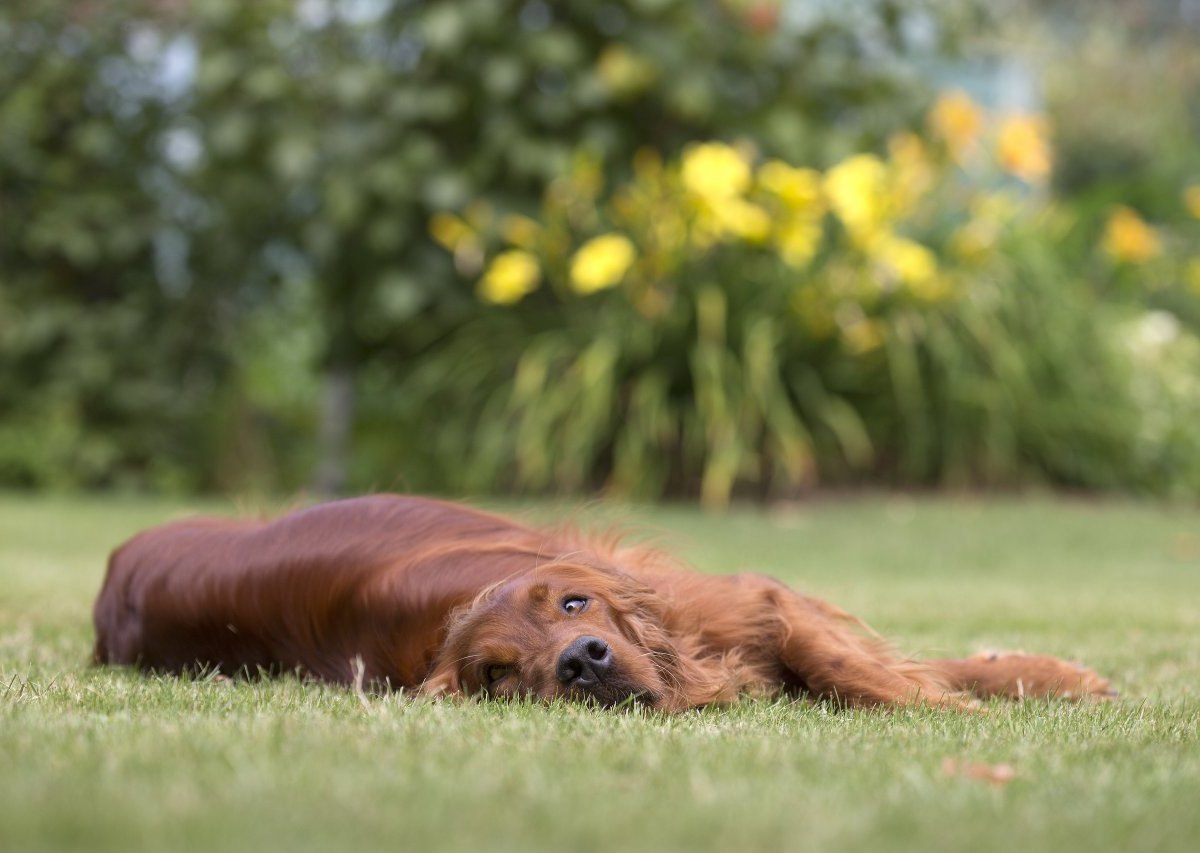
top-left (2, 493), bottom-right (1198, 852)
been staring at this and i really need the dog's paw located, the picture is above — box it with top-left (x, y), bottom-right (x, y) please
top-left (971, 651), bottom-right (1117, 701)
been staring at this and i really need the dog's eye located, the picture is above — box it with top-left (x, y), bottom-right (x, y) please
top-left (485, 664), bottom-right (511, 685)
top-left (562, 596), bottom-right (588, 614)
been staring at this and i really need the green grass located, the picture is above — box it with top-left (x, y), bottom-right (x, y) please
top-left (2, 493), bottom-right (1198, 852)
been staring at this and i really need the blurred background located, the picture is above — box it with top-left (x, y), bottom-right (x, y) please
top-left (1, 0), bottom-right (1198, 507)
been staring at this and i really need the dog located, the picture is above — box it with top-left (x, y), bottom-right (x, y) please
top-left (92, 494), bottom-right (1114, 710)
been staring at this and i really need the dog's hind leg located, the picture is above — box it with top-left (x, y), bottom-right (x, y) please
top-left (924, 652), bottom-right (1116, 701)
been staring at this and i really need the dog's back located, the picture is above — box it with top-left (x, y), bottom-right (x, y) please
top-left (93, 496), bottom-right (549, 684)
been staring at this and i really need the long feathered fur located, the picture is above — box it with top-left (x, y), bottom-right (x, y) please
top-left (93, 494), bottom-right (1115, 709)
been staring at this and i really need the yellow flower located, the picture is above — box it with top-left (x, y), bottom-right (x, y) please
top-left (776, 219), bottom-right (822, 268)
top-left (478, 250), bottom-right (541, 304)
top-left (1184, 185), bottom-right (1200, 219)
top-left (997, 114), bottom-right (1052, 184)
top-left (710, 198), bottom-right (772, 243)
top-left (429, 213), bottom-right (472, 251)
top-left (570, 233), bottom-right (636, 294)
top-left (758, 160), bottom-right (822, 210)
top-left (681, 142), bottom-right (751, 199)
top-left (1102, 206), bottom-right (1162, 264)
top-left (929, 90), bottom-right (984, 162)
top-left (872, 234), bottom-right (939, 289)
top-left (501, 214), bottom-right (541, 248)
top-left (823, 154), bottom-right (888, 241)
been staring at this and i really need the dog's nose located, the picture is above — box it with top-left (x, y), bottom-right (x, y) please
top-left (556, 635), bottom-right (613, 687)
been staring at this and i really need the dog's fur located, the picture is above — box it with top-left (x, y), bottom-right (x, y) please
top-left (93, 495), bottom-right (1114, 710)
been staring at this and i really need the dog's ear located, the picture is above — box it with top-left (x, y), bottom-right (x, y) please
top-left (418, 660), bottom-right (461, 698)
top-left (421, 616), bottom-right (476, 698)
top-left (579, 565), bottom-right (671, 645)
top-left (418, 582), bottom-right (508, 699)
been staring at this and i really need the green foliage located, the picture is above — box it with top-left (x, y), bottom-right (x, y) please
top-left (180, 0), bottom-right (947, 365)
top-left (391, 244), bottom-right (1192, 504)
top-left (0, 1), bottom-right (223, 490)
top-left (1, 0), bottom-right (961, 493)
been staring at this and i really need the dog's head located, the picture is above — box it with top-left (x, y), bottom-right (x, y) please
top-left (421, 561), bottom-right (686, 710)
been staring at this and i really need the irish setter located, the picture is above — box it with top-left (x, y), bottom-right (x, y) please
top-left (93, 495), bottom-right (1114, 710)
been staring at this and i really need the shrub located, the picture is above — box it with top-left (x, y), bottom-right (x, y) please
top-left (401, 94), bottom-right (1200, 505)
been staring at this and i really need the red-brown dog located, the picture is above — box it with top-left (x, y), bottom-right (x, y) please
top-left (93, 495), bottom-right (1114, 710)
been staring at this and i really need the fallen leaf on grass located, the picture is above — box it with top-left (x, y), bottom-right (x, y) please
top-left (941, 757), bottom-right (1018, 785)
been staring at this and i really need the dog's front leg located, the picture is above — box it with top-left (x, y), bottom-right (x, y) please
top-left (767, 590), bottom-right (958, 708)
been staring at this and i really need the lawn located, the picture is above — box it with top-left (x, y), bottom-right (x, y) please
top-left (1, 493), bottom-right (1198, 852)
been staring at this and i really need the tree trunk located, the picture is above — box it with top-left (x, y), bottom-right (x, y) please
top-left (312, 362), bottom-right (355, 496)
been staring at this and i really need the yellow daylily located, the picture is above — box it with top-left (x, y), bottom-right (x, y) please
top-left (776, 219), bottom-right (823, 268)
top-left (871, 233), bottom-right (939, 290)
top-left (758, 160), bottom-right (822, 210)
top-left (824, 154), bottom-right (888, 242)
top-left (570, 233), bottom-right (636, 294)
top-left (478, 250), bottom-right (541, 304)
top-left (1102, 206), bottom-right (1162, 264)
top-left (681, 142), bottom-right (751, 199)
top-left (997, 114), bottom-right (1052, 184)
top-left (710, 198), bottom-right (772, 243)
top-left (929, 90), bottom-right (984, 162)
